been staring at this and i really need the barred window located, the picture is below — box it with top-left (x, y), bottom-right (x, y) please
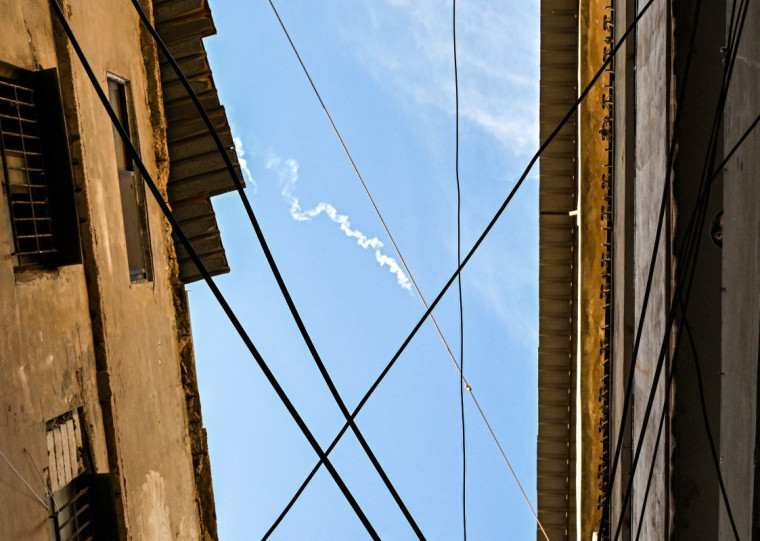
top-left (0, 68), bottom-right (81, 270)
top-left (51, 474), bottom-right (120, 541)
top-left (0, 79), bottom-right (55, 258)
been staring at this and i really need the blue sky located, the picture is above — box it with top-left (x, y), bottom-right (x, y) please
top-left (187, 1), bottom-right (540, 538)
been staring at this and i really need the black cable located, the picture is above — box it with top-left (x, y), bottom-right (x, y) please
top-left (128, 2), bottom-right (425, 537)
top-left (611, 2), bottom-right (750, 537)
top-left (633, 339), bottom-right (676, 541)
top-left (602, 0), bottom-right (705, 522)
top-left (632, 304), bottom-right (736, 539)
top-left (452, 1), bottom-right (466, 539)
top-left (629, 106), bottom-right (760, 541)
top-left (266, 0), bottom-right (660, 532)
top-left (683, 312), bottom-right (736, 533)
top-left (48, 2), bottom-right (381, 539)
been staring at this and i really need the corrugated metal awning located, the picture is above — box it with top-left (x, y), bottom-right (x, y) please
top-left (154, 0), bottom-right (244, 283)
top-left (537, 1), bottom-right (579, 539)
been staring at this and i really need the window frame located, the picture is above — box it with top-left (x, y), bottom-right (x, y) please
top-left (0, 66), bottom-right (82, 270)
top-left (106, 73), bottom-right (153, 284)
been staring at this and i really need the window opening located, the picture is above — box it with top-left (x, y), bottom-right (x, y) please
top-left (107, 76), bottom-right (152, 283)
top-left (0, 78), bottom-right (56, 264)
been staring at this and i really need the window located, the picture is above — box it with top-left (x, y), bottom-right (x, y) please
top-left (46, 411), bottom-right (120, 541)
top-left (51, 474), bottom-right (120, 541)
top-left (107, 75), bottom-right (152, 283)
top-left (0, 68), bottom-right (81, 269)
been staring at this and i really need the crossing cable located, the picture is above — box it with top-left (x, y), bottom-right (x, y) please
top-left (264, 1), bottom-right (548, 538)
top-left (127, 1), bottom-right (425, 537)
top-left (616, 105), bottom-right (752, 541)
top-left (600, 0), bottom-right (736, 529)
top-left (267, 1), bottom-right (659, 538)
top-left (48, 2), bottom-right (381, 538)
top-left (634, 309), bottom-right (735, 540)
top-left (601, 0), bottom-right (704, 526)
top-left (609, 4), bottom-right (750, 537)
top-left (452, 1), bottom-right (467, 539)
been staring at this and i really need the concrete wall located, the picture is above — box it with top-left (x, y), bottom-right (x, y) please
top-left (610, 0), bottom-right (636, 537)
top-left (671, 0), bottom-right (725, 536)
top-left (0, 3), bottom-right (110, 538)
top-left (719, 0), bottom-right (760, 537)
top-left (0, 1), bottom-right (212, 539)
top-left (631, 0), bottom-right (671, 537)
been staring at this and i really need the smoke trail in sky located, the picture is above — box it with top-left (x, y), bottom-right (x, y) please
top-left (234, 137), bottom-right (258, 193)
top-left (267, 156), bottom-right (412, 291)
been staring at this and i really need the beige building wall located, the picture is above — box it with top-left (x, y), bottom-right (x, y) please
top-left (629, 0), bottom-right (671, 538)
top-left (0, 1), bottom-right (217, 539)
top-left (719, 1), bottom-right (760, 537)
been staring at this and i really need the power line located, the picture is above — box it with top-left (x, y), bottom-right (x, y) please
top-left (267, 1), bottom-right (657, 538)
top-left (264, 1), bottom-right (548, 536)
top-left (601, 0), bottom-right (708, 528)
top-left (452, 1), bottom-right (467, 539)
top-left (127, 1), bottom-right (424, 537)
top-left (609, 1), bottom-right (750, 537)
top-left (49, 2), bottom-right (380, 538)
top-left (0, 448), bottom-right (49, 512)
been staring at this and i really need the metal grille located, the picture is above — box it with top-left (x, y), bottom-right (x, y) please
top-left (0, 78), bottom-right (56, 259)
top-left (54, 485), bottom-right (95, 541)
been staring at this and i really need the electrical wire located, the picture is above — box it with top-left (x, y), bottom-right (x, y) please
top-left (629, 104), bottom-right (760, 537)
top-left (264, 1), bottom-right (548, 537)
top-left (0, 448), bottom-right (49, 512)
top-left (127, 2), bottom-right (424, 537)
top-left (609, 2), bottom-right (750, 537)
top-left (601, 0), bottom-right (707, 528)
top-left (452, 1), bottom-right (467, 539)
top-left (49, 3), bottom-right (380, 538)
top-left (268, 2), bottom-right (658, 539)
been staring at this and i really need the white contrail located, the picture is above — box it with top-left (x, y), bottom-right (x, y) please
top-left (234, 137), bottom-right (258, 193)
top-left (267, 156), bottom-right (412, 290)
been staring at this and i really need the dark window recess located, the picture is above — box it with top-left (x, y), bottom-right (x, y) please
top-left (51, 474), bottom-right (120, 541)
top-left (107, 77), bottom-right (153, 283)
top-left (0, 69), bottom-right (81, 268)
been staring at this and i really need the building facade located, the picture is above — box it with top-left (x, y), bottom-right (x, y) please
top-left (0, 1), bottom-right (241, 539)
top-left (538, 0), bottom-right (760, 539)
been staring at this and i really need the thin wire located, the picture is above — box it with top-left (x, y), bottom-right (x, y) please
top-left (50, 3), bottom-right (380, 538)
top-left (452, 1), bottom-right (467, 539)
top-left (0, 448), bottom-right (49, 512)
top-left (128, 2), bottom-right (423, 537)
top-left (268, 2), bottom-right (655, 538)
top-left (24, 448), bottom-right (59, 516)
top-left (682, 313), bottom-right (737, 533)
top-left (265, 0), bottom-right (547, 535)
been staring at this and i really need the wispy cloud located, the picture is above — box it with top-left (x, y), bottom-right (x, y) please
top-left (267, 155), bottom-right (412, 291)
top-left (343, 0), bottom-right (539, 154)
top-left (234, 137), bottom-right (258, 193)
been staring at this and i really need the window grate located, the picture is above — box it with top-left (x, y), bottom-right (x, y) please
top-left (54, 485), bottom-right (96, 541)
top-left (0, 78), bottom-right (56, 259)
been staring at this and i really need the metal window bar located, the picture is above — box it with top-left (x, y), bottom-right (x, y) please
top-left (0, 78), bottom-right (56, 259)
top-left (54, 485), bottom-right (95, 541)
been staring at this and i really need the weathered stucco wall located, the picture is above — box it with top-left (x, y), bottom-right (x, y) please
top-left (0, 1), bottom-right (214, 539)
top-left (0, 3), bottom-right (109, 539)
top-left (57, 0), bottom-right (203, 538)
top-left (631, 0), bottom-right (670, 537)
top-left (719, 1), bottom-right (760, 537)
